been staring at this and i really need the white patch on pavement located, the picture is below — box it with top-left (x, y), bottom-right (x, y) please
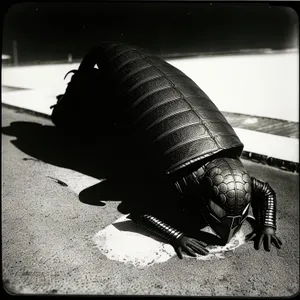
top-left (93, 215), bottom-right (175, 268)
top-left (93, 215), bottom-right (247, 268)
top-left (195, 226), bottom-right (246, 260)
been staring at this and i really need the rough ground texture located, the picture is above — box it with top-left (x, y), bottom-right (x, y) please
top-left (2, 107), bottom-right (299, 296)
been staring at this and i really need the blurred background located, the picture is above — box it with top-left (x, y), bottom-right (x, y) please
top-left (2, 2), bottom-right (299, 65)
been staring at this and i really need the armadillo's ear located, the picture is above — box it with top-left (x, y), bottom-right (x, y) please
top-left (78, 47), bottom-right (100, 71)
top-left (64, 70), bottom-right (77, 80)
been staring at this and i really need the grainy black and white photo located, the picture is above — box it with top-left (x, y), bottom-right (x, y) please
top-left (1, 1), bottom-right (299, 297)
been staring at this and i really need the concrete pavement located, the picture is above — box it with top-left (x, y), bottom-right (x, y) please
top-left (2, 107), bottom-right (299, 296)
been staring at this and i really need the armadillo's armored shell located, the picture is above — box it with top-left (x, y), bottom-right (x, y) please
top-left (91, 42), bottom-right (244, 176)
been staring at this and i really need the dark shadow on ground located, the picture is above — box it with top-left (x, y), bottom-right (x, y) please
top-left (2, 121), bottom-right (118, 179)
top-left (1, 119), bottom-right (175, 217)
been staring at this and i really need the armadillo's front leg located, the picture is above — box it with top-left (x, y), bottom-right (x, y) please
top-left (245, 178), bottom-right (283, 251)
top-left (129, 213), bottom-right (209, 259)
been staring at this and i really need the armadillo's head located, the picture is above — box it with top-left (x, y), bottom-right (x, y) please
top-left (199, 157), bottom-right (252, 245)
top-left (175, 157), bottom-right (252, 245)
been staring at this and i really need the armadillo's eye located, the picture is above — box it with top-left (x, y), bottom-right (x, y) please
top-left (208, 200), bottom-right (227, 218)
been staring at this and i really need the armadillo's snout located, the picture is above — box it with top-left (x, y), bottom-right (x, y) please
top-left (208, 213), bottom-right (245, 245)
